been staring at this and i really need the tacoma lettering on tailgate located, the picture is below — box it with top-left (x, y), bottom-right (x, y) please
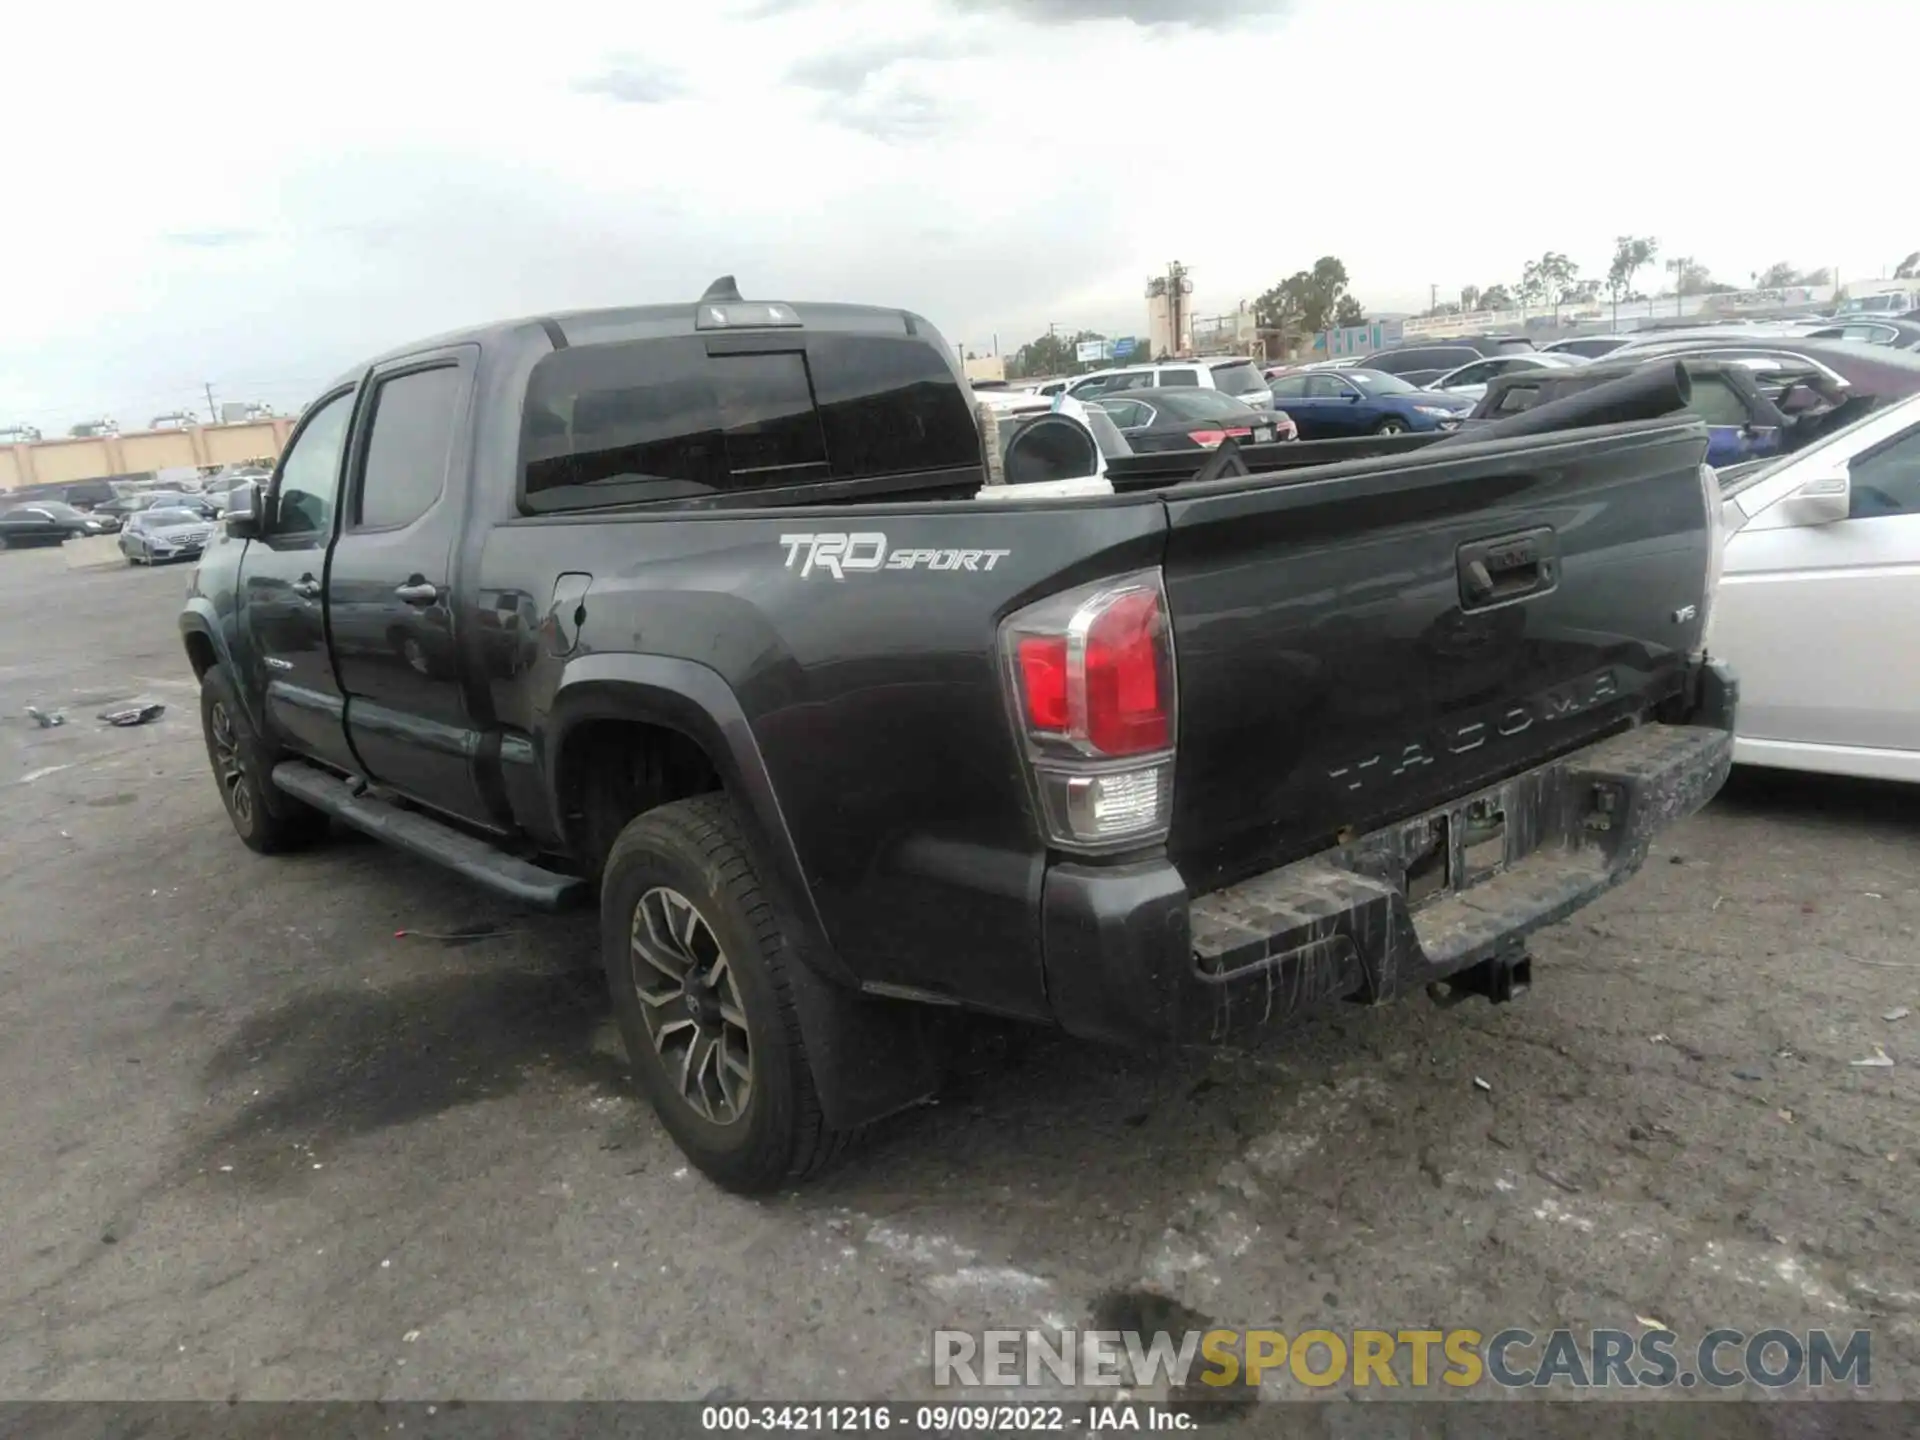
top-left (1328, 668), bottom-right (1621, 795)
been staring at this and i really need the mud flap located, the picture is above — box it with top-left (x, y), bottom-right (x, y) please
top-left (783, 955), bottom-right (945, 1130)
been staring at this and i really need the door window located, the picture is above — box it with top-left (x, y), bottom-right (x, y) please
top-left (1096, 398), bottom-right (1154, 429)
top-left (355, 366), bottom-right (464, 530)
top-left (1848, 426), bottom-right (1920, 518)
top-left (1447, 360), bottom-right (1498, 387)
top-left (1268, 375), bottom-right (1309, 398)
top-left (1685, 376), bottom-right (1752, 428)
top-left (273, 391), bottom-right (354, 535)
top-left (1304, 374), bottom-right (1349, 398)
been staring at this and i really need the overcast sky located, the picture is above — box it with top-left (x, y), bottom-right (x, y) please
top-left (2, 0), bottom-right (1914, 430)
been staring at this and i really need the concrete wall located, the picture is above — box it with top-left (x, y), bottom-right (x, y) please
top-left (0, 419), bottom-right (291, 492)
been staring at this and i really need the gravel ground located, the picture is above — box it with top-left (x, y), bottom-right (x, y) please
top-left (1, 544), bottom-right (1915, 1408)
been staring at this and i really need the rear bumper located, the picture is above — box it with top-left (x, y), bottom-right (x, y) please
top-left (1040, 670), bottom-right (1734, 1048)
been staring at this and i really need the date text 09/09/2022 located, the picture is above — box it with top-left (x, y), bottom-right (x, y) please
top-left (701, 1404), bottom-right (1190, 1432)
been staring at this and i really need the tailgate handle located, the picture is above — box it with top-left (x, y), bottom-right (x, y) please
top-left (1458, 527), bottom-right (1557, 608)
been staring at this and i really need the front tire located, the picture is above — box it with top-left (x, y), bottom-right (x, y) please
top-left (601, 794), bottom-right (850, 1192)
top-left (1374, 416), bottom-right (1410, 435)
top-left (198, 663), bottom-right (329, 854)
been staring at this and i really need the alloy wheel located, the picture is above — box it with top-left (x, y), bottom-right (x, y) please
top-left (208, 701), bottom-right (252, 827)
top-left (630, 886), bottom-right (754, 1125)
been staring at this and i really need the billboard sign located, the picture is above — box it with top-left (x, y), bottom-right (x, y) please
top-left (1076, 339), bottom-right (1112, 364)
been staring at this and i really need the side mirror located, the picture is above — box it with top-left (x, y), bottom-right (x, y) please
top-left (224, 479), bottom-right (265, 539)
top-left (1779, 471), bottom-right (1849, 527)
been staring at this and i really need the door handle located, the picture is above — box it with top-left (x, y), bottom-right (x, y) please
top-left (395, 581), bottom-right (439, 605)
top-left (292, 576), bottom-right (321, 600)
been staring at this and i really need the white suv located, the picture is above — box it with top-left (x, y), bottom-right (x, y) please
top-left (1066, 357), bottom-right (1273, 406)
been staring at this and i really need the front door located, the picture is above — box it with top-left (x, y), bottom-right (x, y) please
top-left (1723, 417), bottom-right (1920, 756)
top-left (236, 387), bottom-right (359, 772)
top-left (326, 346), bottom-right (497, 829)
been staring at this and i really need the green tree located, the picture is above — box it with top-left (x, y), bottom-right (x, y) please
top-left (1256, 256), bottom-right (1361, 337)
top-left (1007, 328), bottom-right (1106, 379)
top-left (1605, 235), bottom-right (1659, 324)
top-left (1894, 251), bottom-right (1919, 280)
top-left (1521, 251), bottom-right (1579, 321)
top-left (1460, 284), bottom-right (1481, 313)
top-left (1333, 295), bottom-right (1366, 328)
top-left (1479, 284), bottom-right (1514, 312)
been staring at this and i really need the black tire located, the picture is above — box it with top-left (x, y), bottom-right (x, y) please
top-left (601, 794), bottom-right (851, 1193)
top-left (198, 663), bottom-right (329, 854)
top-left (1374, 416), bottom-right (1410, 435)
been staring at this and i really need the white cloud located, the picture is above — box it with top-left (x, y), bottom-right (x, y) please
top-left (0, 0), bottom-right (1915, 426)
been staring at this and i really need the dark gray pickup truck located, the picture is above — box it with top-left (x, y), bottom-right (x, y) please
top-left (181, 279), bottom-right (1735, 1190)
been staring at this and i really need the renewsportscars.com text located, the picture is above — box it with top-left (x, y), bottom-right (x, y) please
top-left (932, 1327), bottom-right (1872, 1391)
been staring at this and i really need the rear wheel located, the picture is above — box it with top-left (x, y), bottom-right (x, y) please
top-left (1374, 416), bottom-right (1410, 435)
top-left (601, 794), bottom-right (852, 1192)
top-left (198, 663), bottom-right (329, 854)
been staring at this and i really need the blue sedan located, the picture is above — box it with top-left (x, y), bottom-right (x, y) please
top-left (1266, 367), bottom-right (1474, 439)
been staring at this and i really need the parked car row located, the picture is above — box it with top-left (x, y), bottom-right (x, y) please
top-left (0, 501), bottom-right (120, 547)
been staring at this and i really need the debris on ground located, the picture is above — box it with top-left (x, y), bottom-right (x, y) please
top-left (1535, 1163), bottom-right (1582, 1194)
top-left (1850, 1047), bottom-right (1895, 1069)
top-left (1733, 1067), bottom-right (1765, 1081)
top-left (1777, 1109), bottom-right (1795, 1124)
top-left (393, 921), bottom-right (518, 946)
top-left (1635, 1315), bottom-right (1669, 1332)
top-left (1472, 1076), bottom-right (1492, 1093)
top-left (25, 706), bottom-right (64, 728)
top-left (97, 700), bottom-right (165, 727)
top-left (1886, 1007), bottom-right (1912, 1023)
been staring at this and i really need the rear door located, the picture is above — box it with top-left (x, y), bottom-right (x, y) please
top-left (1158, 420), bottom-right (1713, 893)
top-left (325, 346), bottom-right (493, 828)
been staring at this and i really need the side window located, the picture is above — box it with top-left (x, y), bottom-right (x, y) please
top-left (1685, 377), bottom-right (1752, 428)
top-left (354, 365), bottom-right (464, 530)
top-left (1304, 374), bottom-right (1347, 398)
top-left (1099, 398), bottom-right (1153, 429)
top-left (1158, 368), bottom-right (1200, 387)
top-left (1268, 376), bottom-right (1308, 399)
top-left (273, 391), bottom-right (355, 535)
top-left (1848, 427), bottom-right (1920, 519)
top-left (1494, 384), bottom-right (1540, 414)
top-left (1448, 361), bottom-right (1496, 386)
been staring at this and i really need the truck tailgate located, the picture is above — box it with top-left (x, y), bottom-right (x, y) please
top-left (1159, 419), bottom-right (1713, 895)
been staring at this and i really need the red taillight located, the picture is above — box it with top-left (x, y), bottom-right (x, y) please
top-left (1001, 569), bottom-right (1177, 850)
top-left (1082, 589), bottom-right (1168, 755)
top-left (1188, 427), bottom-right (1252, 448)
top-left (1017, 636), bottom-right (1069, 732)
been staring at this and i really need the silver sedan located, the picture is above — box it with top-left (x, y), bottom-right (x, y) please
top-left (118, 507), bottom-right (217, 565)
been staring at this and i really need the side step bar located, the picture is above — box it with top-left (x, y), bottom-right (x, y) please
top-left (270, 761), bottom-right (588, 911)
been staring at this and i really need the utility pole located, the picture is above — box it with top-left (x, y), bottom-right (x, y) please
top-left (205, 382), bottom-right (218, 425)
top-left (1430, 282), bottom-right (1438, 316)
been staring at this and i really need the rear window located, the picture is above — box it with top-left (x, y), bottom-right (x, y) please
top-left (1379, 347), bottom-right (1477, 373)
top-left (1157, 368), bottom-right (1200, 387)
top-left (520, 333), bottom-right (977, 509)
top-left (1209, 361), bottom-right (1269, 397)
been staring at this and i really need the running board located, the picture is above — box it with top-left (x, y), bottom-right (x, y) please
top-left (270, 761), bottom-right (588, 911)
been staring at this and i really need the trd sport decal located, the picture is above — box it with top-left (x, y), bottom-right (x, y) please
top-left (780, 533), bottom-right (1011, 580)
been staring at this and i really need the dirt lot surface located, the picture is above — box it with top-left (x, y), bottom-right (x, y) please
top-left (1, 545), bottom-right (1915, 1412)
